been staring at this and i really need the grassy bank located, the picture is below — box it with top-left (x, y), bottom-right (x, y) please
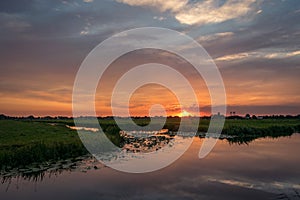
top-left (0, 118), bottom-right (299, 169)
top-left (0, 120), bottom-right (87, 169)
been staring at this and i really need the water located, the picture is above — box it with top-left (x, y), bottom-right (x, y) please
top-left (1, 134), bottom-right (300, 200)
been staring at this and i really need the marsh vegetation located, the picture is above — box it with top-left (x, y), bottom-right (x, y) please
top-left (0, 117), bottom-right (299, 173)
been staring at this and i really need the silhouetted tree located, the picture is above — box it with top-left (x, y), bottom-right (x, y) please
top-left (27, 115), bottom-right (35, 120)
top-left (0, 114), bottom-right (7, 120)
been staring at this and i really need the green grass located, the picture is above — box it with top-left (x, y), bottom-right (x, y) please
top-left (0, 120), bottom-right (87, 169)
top-left (223, 118), bottom-right (300, 129)
top-left (222, 119), bottom-right (300, 137)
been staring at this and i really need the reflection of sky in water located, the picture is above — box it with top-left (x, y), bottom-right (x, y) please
top-left (93, 129), bottom-right (195, 173)
top-left (66, 125), bottom-right (99, 132)
top-left (1, 134), bottom-right (300, 200)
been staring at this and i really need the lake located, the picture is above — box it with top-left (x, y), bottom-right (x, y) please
top-left (1, 134), bottom-right (300, 200)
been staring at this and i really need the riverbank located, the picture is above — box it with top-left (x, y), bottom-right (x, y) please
top-left (0, 118), bottom-right (299, 170)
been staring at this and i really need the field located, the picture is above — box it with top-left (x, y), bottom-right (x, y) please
top-left (0, 120), bottom-right (87, 170)
top-left (0, 118), bottom-right (299, 170)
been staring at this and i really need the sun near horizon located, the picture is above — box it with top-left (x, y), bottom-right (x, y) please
top-left (177, 110), bottom-right (193, 117)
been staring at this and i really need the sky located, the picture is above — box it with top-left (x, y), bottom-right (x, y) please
top-left (0, 0), bottom-right (299, 117)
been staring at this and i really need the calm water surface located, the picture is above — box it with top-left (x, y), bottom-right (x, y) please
top-left (1, 134), bottom-right (300, 200)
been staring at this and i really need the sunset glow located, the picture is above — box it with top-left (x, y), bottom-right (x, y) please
top-left (0, 0), bottom-right (299, 117)
top-left (1, 1), bottom-right (300, 199)
top-left (178, 110), bottom-right (192, 117)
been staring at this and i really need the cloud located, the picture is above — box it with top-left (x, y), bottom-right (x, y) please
top-left (198, 31), bottom-right (234, 42)
top-left (0, 12), bottom-right (31, 32)
top-left (286, 50), bottom-right (300, 57)
top-left (153, 16), bottom-right (166, 21)
top-left (117, 0), bottom-right (261, 26)
top-left (80, 30), bottom-right (89, 35)
top-left (175, 0), bottom-right (260, 25)
top-left (256, 9), bottom-right (262, 14)
top-left (0, 0), bottom-right (299, 116)
top-left (83, 0), bottom-right (94, 2)
top-left (117, 0), bottom-right (188, 12)
top-left (206, 176), bottom-right (300, 195)
top-left (215, 52), bottom-right (249, 61)
top-left (215, 49), bottom-right (300, 62)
